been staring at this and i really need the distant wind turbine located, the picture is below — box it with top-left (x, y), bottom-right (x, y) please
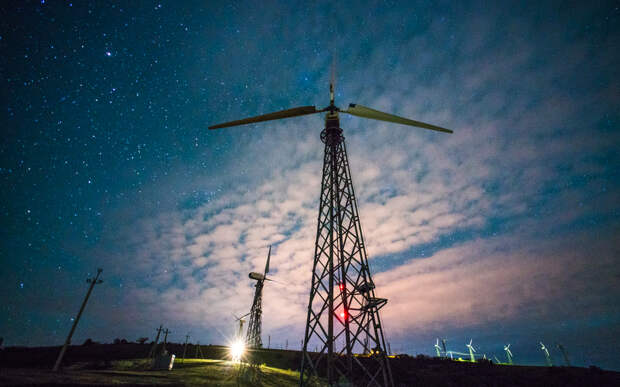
top-left (434, 338), bottom-right (442, 357)
top-left (556, 343), bottom-right (570, 367)
top-left (504, 344), bottom-right (513, 365)
top-left (466, 339), bottom-right (477, 363)
top-left (540, 342), bottom-right (552, 366)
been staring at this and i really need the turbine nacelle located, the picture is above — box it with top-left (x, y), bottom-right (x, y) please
top-left (248, 245), bottom-right (272, 282)
top-left (249, 272), bottom-right (265, 281)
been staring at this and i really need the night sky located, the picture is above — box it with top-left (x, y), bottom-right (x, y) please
top-left (2, 0), bottom-right (619, 371)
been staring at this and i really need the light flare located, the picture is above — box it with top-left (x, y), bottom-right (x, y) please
top-left (229, 339), bottom-right (245, 362)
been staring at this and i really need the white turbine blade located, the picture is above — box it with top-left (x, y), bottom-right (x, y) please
top-left (235, 311), bottom-right (250, 320)
top-left (330, 55), bottom-right (337, 104)
top-left (264, 245), bottom-right (271, 275)
top-left (343, 104), bottom-right (453, 133)
top-left (264, 277), bottom-right (288, 286)
top-left (469, 339), bottom-right (473, 346)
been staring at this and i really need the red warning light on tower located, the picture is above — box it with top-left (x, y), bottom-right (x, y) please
top-left (339, 283), bottom-right (345, 291)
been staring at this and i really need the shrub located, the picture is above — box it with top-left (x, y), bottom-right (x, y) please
top-left (82, 338), bottom-right (95, 346)
top-left (137, 337), bottom-right (149, 344)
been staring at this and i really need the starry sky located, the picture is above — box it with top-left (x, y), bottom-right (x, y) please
top-left (1, 0), bottom-right (619, 371)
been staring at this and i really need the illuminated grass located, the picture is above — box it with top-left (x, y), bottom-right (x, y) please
top-left (0, 358), bottom-right (307, 386)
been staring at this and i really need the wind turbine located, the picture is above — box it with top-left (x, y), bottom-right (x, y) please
top-left (434, 339), bottom-right (442, 357)
top-left (466, 339), bottom-right (476, 362)
top-left (246, 246), bottom-right (272, 348)
top-left (209, 80), bottom-right (452, 387)
top-left (441, 339), bottom-right (447, 359)
top-left (556, 343), bottom-right (570, 367)
top-left (504, 344), bottom-right (513, 365)
top-left (540, 342), bottom-right (552, 366)
top-left (234, 312), bottom-right (250, 339)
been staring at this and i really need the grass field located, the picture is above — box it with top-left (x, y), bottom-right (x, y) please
top-left (0, 358), bottom-right (307, 386)
top-left (2, 346), bottom-right (619, 386)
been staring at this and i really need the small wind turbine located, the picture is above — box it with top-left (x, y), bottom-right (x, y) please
top-left (557, 343), bottom-right (570, 367)
top-left (234, 312), bottom-right (250, 339)
top-left (434, 338), bottom-right (442, 357)
top-left (540, 342), bottom-right (552, 366)
top-left (246, 246), bottom-right (279, 349)
top-left (466, 339), bottom-right (476, 362)
top-left (504, 344), bottom-right (513, 365)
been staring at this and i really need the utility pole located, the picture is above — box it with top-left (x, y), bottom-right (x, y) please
top-left (195, 341), bottom-right (204, 359)
top-left (53, 268), bottom-right (103, 372)
top-left (182, 334), bottom-right (190, 363)
top-left (149, 325), bottom-right (163, 358)
top-left (268, 335), bottom-right (270, 349)
top-left (162, 329), bottom-right (170, 353)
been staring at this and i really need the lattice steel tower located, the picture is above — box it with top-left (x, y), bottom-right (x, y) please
top-left (299, 87), bottom-right (393, 386)
top-left (246, 246), bottom-right (271, 348)
top-left (209, 82), bottom-right (453, 387)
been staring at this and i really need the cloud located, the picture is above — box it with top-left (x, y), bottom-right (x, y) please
top-left (375, 228), bottom-right (620, 337)
top-left (86, 2), bottom-right (618, 364)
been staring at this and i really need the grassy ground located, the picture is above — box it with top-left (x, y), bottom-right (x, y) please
top-left (0, 358), bottom-right (306, 386)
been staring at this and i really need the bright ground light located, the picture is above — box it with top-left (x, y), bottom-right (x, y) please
top-left (230, 339), bottom-right (245, 362)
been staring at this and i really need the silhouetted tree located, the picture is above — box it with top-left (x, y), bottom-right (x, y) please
top-left (137, 337), bottom-right (149, 344)
top-left (82, 338), bottom-right (94, 346)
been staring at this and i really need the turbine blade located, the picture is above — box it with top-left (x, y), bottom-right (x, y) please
top-left (235, 311), bottom-right (250, 320)
top-left (264, 277), bottom-right (288, 286)
top-left (264, 245), bottom-right (271, 275)
top-left (209, 106), bottom-right (319, 129)
top-left (343, 104), bottom-right (453, 133)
